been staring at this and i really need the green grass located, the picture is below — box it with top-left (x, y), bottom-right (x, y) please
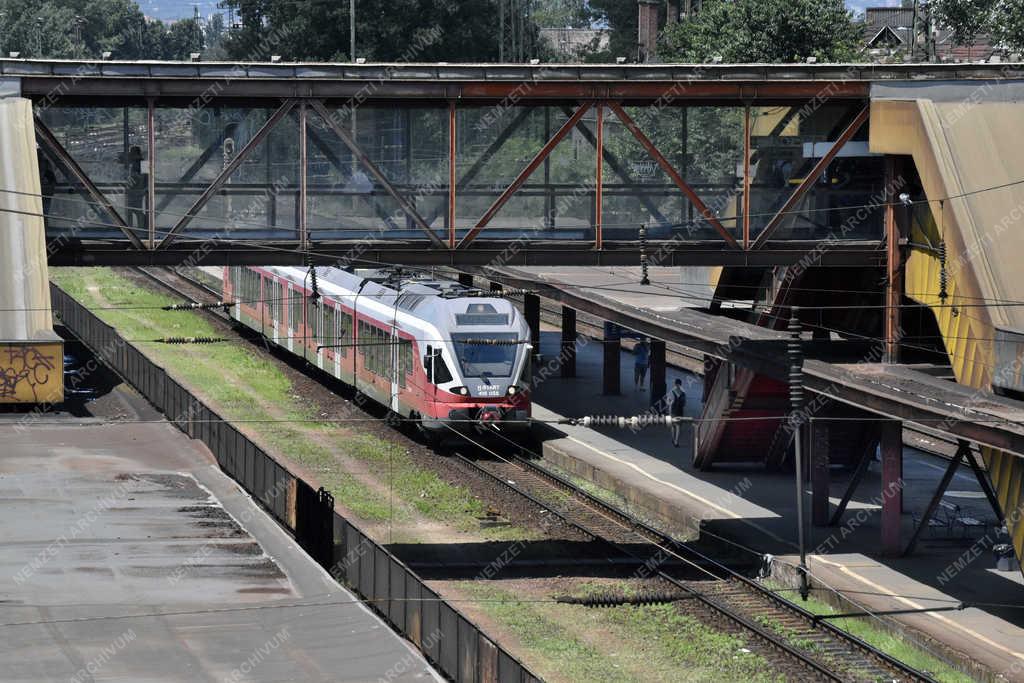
top-left (762, 582), bottom-right (974, 683)
top-left (458, 581), bottom-right (782, 683)
top-left (53, 267), bottom-right (539, 540)
top-left (52, 268), bottom-right (394, 523)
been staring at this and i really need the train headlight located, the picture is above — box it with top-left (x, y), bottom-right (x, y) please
top-left (452, 386), bottom-right (469, 396)
top-left (506, 385), bottom-right (518, 396)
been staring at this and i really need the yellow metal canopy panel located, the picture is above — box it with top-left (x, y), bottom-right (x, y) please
top-left (872, 96), bottom-right (1024, 558)
top-left (0, 97), bottom-right (63, 403)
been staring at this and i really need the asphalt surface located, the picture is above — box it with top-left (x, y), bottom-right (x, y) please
top-left (0, 385), bottom-right (440, 683)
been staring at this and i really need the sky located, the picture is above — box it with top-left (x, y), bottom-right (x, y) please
top-left (139, 0), bottom-right (906, 23)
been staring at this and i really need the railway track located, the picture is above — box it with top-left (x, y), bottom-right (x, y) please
top-left (446, 433), bottom-right (936, 683)
top-left (136, 265), bottom-right (937, 682)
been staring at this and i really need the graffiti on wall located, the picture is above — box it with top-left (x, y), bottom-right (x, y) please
top-left (0, 342), bottom-right (63, 403)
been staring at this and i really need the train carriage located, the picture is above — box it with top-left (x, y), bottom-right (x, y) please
top-left (223, 265), bottom-right (531, 440)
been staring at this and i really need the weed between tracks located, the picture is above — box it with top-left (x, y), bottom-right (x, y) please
top-left (454, 580), bottom-right (783, 683)
top-left (759, 583), bottom-right (974, 683)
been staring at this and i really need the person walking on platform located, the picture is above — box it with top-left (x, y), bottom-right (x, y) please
top-left (634, 338), bottom-right (650, 391)
top-left (669, 378), bottom-right (686, 447)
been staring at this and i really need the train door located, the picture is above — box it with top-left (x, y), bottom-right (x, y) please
top-left (315, 302), bottom-right (324, 371)
top-left (286, 285), bottom-right (297, 354)
top-left (390, 323), bottom-right (400, 413)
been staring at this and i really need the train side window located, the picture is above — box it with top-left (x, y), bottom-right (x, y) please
top-left (434, 355), bottom-right (453, 384)
top-left (340, 311), bottom-right (352, 358)
top-left (423, 347), bottom-right (452, 384)
top-left (398, 339), bottom-right (412, 389)
top-left (289, 290), bottom-right (301, 333)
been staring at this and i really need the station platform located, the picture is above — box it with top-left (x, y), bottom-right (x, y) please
top-left (531, 327), bottom-right (1024, 680)
top-left (0, 385), bottom-right (439, 682)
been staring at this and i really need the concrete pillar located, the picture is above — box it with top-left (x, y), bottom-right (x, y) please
top-left (0, 97), bottom-right (64, 405)
top-left (602, 321), bottom-right (620, 395)
top-left (880, 420), bottom-right (903, 555)
top-left (650, 339), bottom-right (666, 410)
top-left (637, 0), bottom-right (660, 62)
top-left (524, 293), bottom-right (540, 358)
top-left (458, 273), bottom-right (473, 288)
top-left (810, 419), bottom-right (830, 526)
top-left (560, 306), bottom-right (576, 378)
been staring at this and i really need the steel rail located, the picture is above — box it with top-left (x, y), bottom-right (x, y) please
top-left (447, 428), bottom-right (936, 683)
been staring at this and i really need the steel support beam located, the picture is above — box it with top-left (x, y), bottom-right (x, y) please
top-left (448, 100), bottom-right (457, 248)
top-left (963, 447), bottom-right (1007, 530)
top-left (881, 419), bottom-right (904, 555)
top-left (602, 321), bottom-right (621, 396)
top-left (650, 339), bottom-right (667, 409)
top-left (607, 102), bottom-right (739, 249)
top-left (159, 100), bottom-right (296, 248)
top-left (903, 441), bottom-right (968, 556)
top-left (457, 103), bottom-right (592, 248)
top-left (752, 105), bottom-right (869, 248)
top-left (525, 293), bottom-right (541, 358)
top-left (884, 156), bottom-right (902, 363)
top-left (742, 105), bottom-right (751, 249)
top-left (299, 102), bottom-right (308, 248)
top-left (33, 116), bottom-right (145, 249)
top-left (561, 306), bottom-right (576, 378)
top-left (827, 436), bottom-right (877, 526)
top-left (310, 100), bottom-right (446, 249)
top-left (810, 417), bottom-right (830, 526)
top-left (595, 104), bottom-right (604, 250)
top-left (147, 98), bottom-right (156, 248)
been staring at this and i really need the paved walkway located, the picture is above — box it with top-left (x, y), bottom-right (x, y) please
top-left (532, 327), bottom-right (1024, 680)
top-left (0, 386), bottom-right (439, 683)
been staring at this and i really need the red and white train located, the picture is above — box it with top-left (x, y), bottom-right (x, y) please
top-left (223, 265), bottom-right (532, 439)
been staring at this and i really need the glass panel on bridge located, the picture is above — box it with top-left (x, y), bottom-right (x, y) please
top-left (603, 106), bottom-right (744, 243)
top-left (748, 103), bottom-right (884, 242)
top-left (307, 105), bottom-right (449, 242)
top-left (37, 105), bottom-right (150, 242)
top-left (455, 105), bottom-right (599, 243)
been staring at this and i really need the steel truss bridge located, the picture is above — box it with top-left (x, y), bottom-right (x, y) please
top-left (4, 58), bottom-right (1019, 267)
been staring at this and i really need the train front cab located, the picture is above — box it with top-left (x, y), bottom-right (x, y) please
top-left (417, 338), bottom-right (531, 438)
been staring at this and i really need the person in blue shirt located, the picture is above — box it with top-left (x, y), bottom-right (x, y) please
top-left (634, 338), bottom-right (650, 391)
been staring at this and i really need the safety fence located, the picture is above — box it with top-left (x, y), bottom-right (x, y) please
top-left (51, 283), bottom-right (541, 683)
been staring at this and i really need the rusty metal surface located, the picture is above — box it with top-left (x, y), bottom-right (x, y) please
top-left (480, 265), bottom-right (1024, 456)
top-left (6, 58), bottom-right (1023, 104)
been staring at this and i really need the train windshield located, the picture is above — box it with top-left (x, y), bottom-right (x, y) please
top-left (451, 333), bottom-right (520, 378)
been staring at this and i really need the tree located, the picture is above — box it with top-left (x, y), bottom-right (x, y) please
top-left (0, 0), bottom-right (206, 59)
top-left (659, 0), bottom-right (862, 63)
top-left (931, 0), bottom-right (999, 58)
top-left (163, 18), bottom-right (204, 60)
top-left (990, 0), bottom-right (1024, 53)
top-left (220, 0), bottom-right (515, 62)
top-left (532, 0), bottom-right (589, 29)
top-left (585, 0), bottom-right (641, 61)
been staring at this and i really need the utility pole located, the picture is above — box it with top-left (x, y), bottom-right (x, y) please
top-left (350, 0), bottom-right (356, 62)
top-left (788, 307), bottom-right (809, 600)
top-left (499, 0), bottom-right (505, 62)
